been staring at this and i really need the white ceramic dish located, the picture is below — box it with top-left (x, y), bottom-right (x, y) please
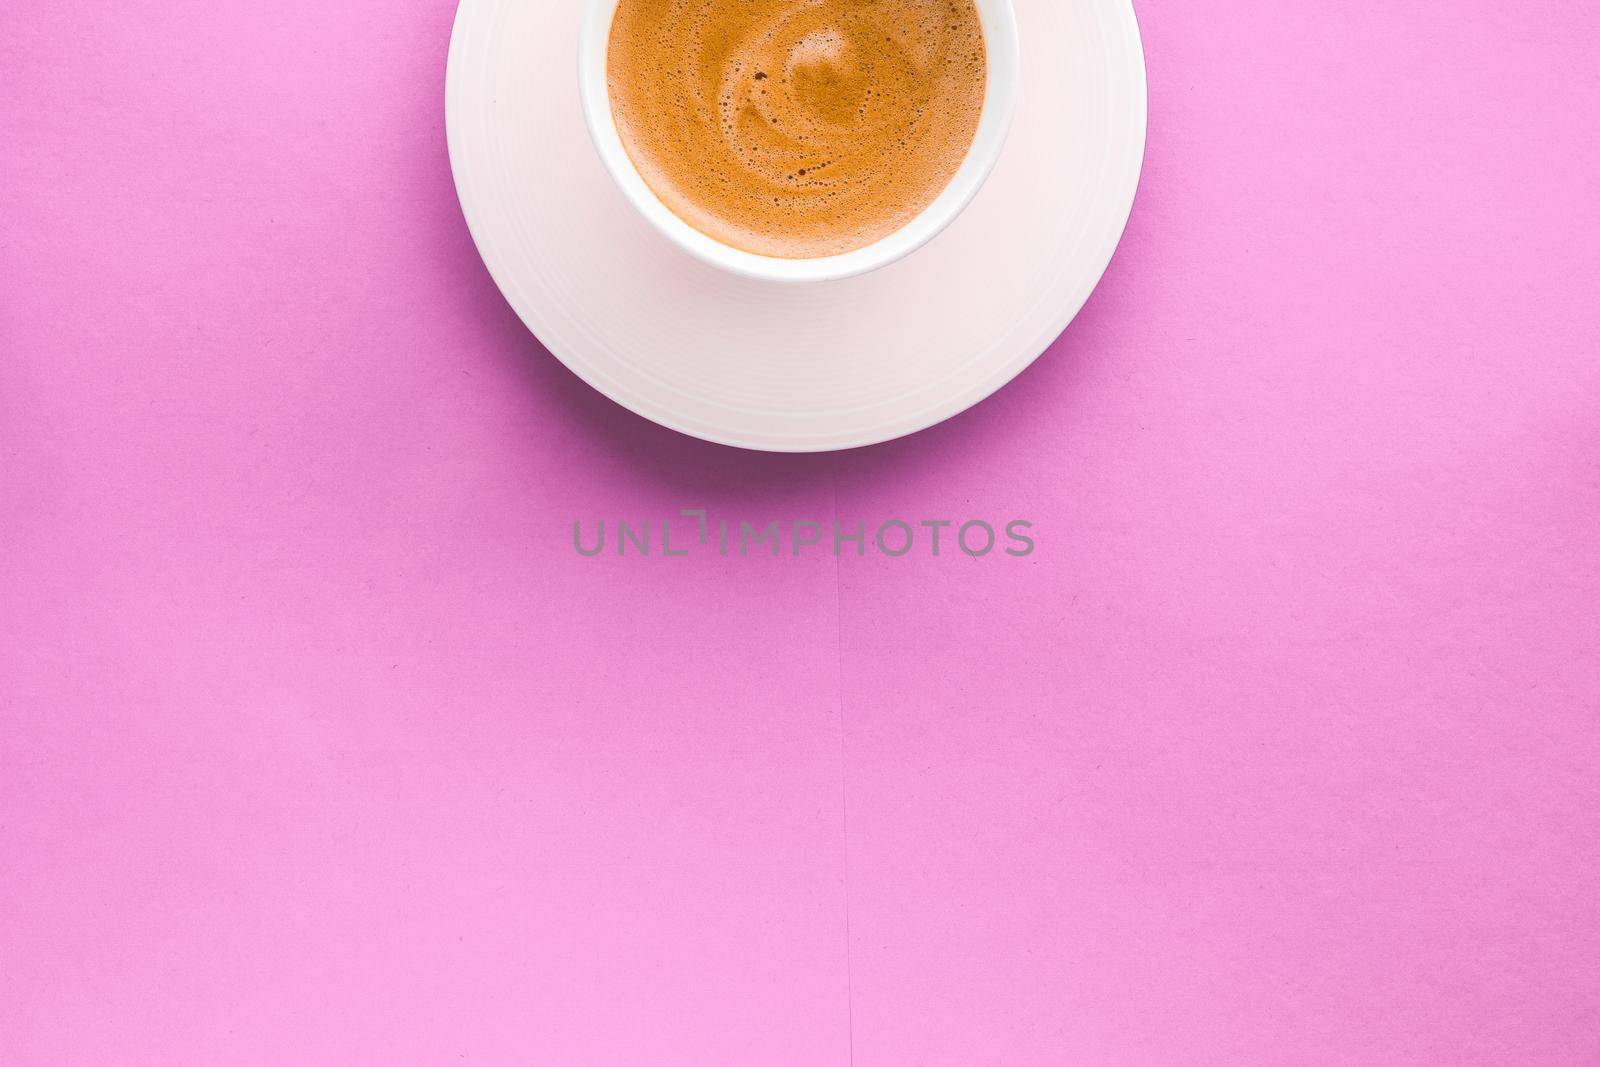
top-left (446, 0), bottom-right (1147, 452)
top-left (577, 0), bottom-right (1022, 283)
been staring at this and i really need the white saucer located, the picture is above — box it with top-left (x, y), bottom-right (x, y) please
top-left (446, 0), bottom-right (1147, 452)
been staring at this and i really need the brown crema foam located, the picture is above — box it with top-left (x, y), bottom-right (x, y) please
top-left (607, 0), bottom-right (986, 259)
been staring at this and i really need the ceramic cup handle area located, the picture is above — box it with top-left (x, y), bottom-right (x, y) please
top-left (577, 0), bottom-right (1021, 284)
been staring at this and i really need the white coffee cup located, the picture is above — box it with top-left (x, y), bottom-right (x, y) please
top-left (578, 0), bottom-right (1020, 283)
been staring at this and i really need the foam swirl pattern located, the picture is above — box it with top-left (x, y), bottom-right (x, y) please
top-left (608, 0), bottom-right (986, 258)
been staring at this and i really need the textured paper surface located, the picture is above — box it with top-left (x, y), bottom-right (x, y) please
top-left (3, 1), bottom-right (1598, 1062)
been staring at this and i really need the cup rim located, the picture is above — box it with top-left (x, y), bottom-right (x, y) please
top-left (578, 0), bottom-right (1020, 284)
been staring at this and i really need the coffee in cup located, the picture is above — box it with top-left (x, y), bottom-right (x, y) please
top-left (606, 0), bottom-right (988, 260)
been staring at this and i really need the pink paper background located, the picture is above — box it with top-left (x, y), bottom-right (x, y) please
top-left (4, 1), bottom-right (1599, 1062)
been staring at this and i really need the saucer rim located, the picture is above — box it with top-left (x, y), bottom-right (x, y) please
top-left (445, 0), bottom-right (1149, 453)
